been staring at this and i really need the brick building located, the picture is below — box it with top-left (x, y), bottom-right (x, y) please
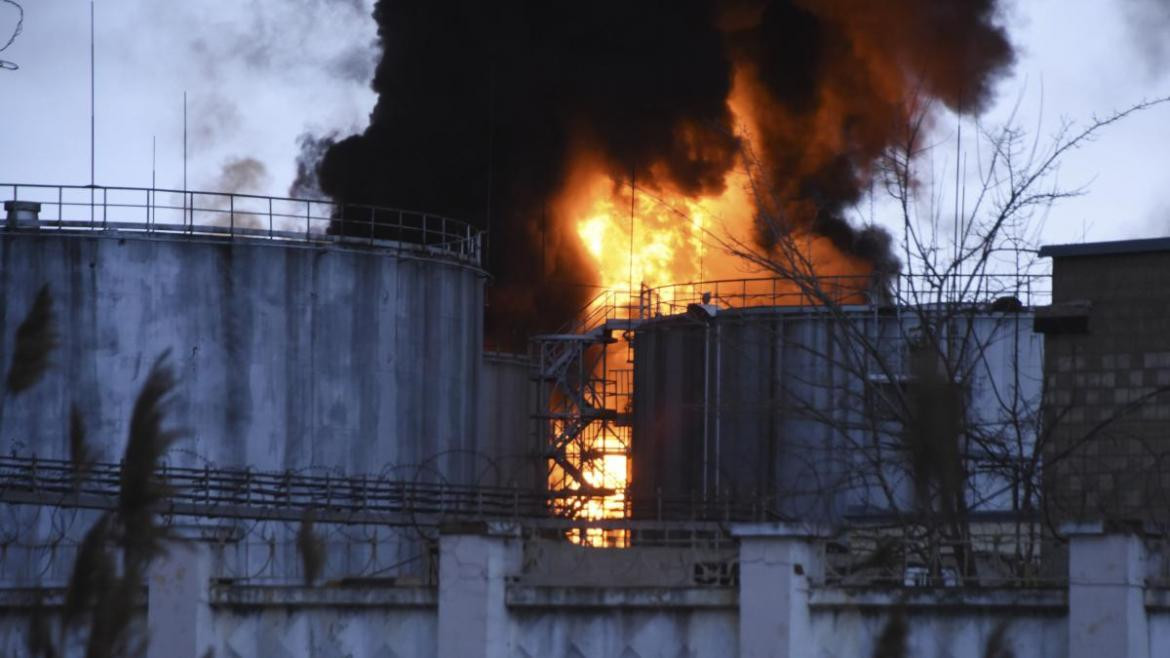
top-left (1038, 238), bottom-right (1170, 523)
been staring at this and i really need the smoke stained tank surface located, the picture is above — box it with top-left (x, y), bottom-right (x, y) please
top-left (630, 300), bottom-right (1041, 522)
top-left (0, 186), bottom-right (524, 486)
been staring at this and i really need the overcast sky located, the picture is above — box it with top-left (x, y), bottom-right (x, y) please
top-left (0, 0), bottom-right (1168, 248)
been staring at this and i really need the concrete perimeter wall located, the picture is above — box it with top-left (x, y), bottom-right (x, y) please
top-left (5, 524), bottom-right (1169, 657)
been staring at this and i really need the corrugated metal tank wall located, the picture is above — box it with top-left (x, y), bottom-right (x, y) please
top-left (630, 306), bottom-right (1041, 522)
top-left (0, 232), bottom-right (490, 482)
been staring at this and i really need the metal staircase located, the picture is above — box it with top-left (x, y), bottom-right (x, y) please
top-left (531, 289), bottom-right (647, 516)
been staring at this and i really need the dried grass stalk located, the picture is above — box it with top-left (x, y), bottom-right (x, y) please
top-left (70, 403), bottom-right (94, 487)
top-left (297, 509), bottom-right (325, 586)
top-left (64, 513), bottom-right (114, 628)
top-left (84, 578), bottom-right (138, 658)
top-left (26, 589), bottom-right (58, 658)
top-left (119, 351), bottom-right (182, 561)
top-left (983, 621), bottom-right (1014, 658)
top-left (871, 610), bottom-right (908, 658)
top-left (5, 284), bottom-right (57, 394)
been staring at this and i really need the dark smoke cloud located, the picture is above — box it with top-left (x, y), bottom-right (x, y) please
top-left (316, 0), bottom-right (1013, 349)
top-left (289, 133), bottom-right (337, 199)
top-left (728, 0), bottom-right (1013, 266)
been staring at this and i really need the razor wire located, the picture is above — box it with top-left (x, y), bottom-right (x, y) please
top-left (0, 0), bottom-right (23, 71)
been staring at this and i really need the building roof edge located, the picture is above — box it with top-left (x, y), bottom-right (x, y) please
top-left (1039, 237), bottom-right (1170, 258)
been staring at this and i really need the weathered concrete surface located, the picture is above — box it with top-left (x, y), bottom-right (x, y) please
top-left (516, 539), bottom-right (737, 588)
top-left (148, 542), bottom-right (213, 658)
top-left (1066, 523), bottom-right (1149, 658)
top-left (733, 523), bottom-right (824, 658)
top-left (0, 231), bottom-right (489, 480)
top-left (811, 604), bottom-right (1067, 658)
top-left (210, 606), bottom-right (438, 658)
top-left (15, 528), bottom-right (1170, 657)
top-left (437, 528), bottom-right (521, 658)
top-left (509, 609), bottom-right (738, 658)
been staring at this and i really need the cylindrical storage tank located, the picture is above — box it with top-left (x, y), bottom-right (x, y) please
top-left (630, 304), bottom-right (1041, 522)
top-left (0, 229), bottom-right (487, 481)
top-left (478, 351), bottom-right (540, 490)
top-left (630, 306), bottom-right (878, 521)
top-left (0, 190), bottom-right (504, 586)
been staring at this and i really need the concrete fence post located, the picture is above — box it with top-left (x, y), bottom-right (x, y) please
top-left (732, 522), bottom-right (828, 658)
top-left (1064, 521), bottom-right (1149, 658)
top-left (147, 541), bottom-right (213, 658)
top-left (437, 522), bottom-right (521, 658)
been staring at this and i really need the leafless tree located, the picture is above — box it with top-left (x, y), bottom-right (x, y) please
top-left (707, 94), bottom-right (1170, 584)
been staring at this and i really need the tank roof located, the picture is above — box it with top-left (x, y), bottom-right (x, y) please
top-left (1, 182), bottom-right (483, 266)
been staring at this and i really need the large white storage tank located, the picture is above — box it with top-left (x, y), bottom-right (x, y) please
top-left (0, 186), bottom-right (489, 481)
top-left (0, 184), bottom-right (531, 585)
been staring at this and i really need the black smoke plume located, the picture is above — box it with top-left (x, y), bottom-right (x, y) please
top-left (317, 1), bottom-right (1013, 350)
top-left (289, 133), bottom-right (337, 199)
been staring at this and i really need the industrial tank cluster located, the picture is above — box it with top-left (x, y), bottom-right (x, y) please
top-left (1, 185), bottom-right (1042, 581)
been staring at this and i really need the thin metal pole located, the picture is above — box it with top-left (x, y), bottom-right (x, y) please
top-left (89, 0), bottom-right (95, 227)
top-left (952, 91), bottom-right (963, 303)
top-left (628, 167), bottom-right (635, 314)
top-left (485, 58), bottom-right (495, 270)
top-left (183, 91), bottom-right (188, 225)
top-left (150, 135), bottom-right (155, 226)
top-left (702, 319), bottom-right (710, 499)
top-left (90, 0), bottom-right (95, 187)
top-left (714, 320), bottom-right (722, 494)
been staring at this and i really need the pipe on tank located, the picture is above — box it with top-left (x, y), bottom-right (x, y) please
top-left (702, 319), bottom-right (710, 499)
top-left (714, 320), bottom-right (722, 495)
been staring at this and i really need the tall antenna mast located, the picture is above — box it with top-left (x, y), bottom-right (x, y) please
top-left (485, 59), bottom-right (495, 270)
top-left (89, 0), bottom-right (95, 187)
top-left (151, 135), bottom-right (156, 224)
top-left (628, 166), bottom-right (636, 312)
top-left (183, 90), bottom-right (188, 225)
top-left (953, 92), bottom-right (963, 302)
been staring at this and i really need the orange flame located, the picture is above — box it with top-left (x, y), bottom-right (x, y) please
top-left (553, 85), bottom-right (875, 545)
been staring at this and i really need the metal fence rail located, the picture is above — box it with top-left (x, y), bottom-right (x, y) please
top-left (0, 456), bottom-right (1074, 578)
top-left (819, 521), bottom-right (1065, 588)
top-left (0, 455), bottom-right (789, 530)
top-left (0, 455), bottom-right (548, 526)
top-left (641, 273), bottom-right (1052, 317)
top-left (2, 183), bottom-right (483, 265)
